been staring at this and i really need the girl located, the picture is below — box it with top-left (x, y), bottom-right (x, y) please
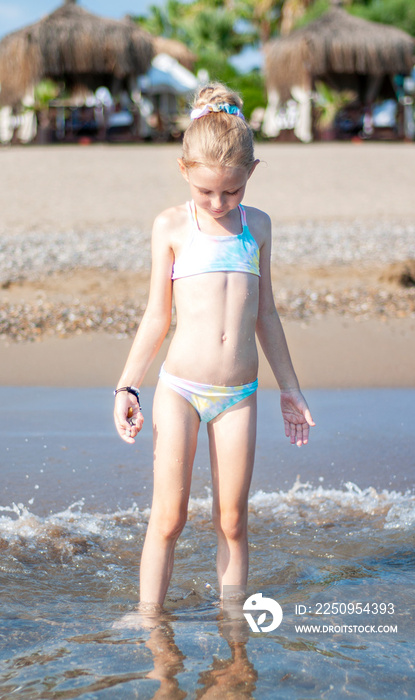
top-left (114, 83), bottom-right (315, 608)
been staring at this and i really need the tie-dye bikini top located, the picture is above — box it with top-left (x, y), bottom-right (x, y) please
top-left (171, 201), bottom-right (260, 280)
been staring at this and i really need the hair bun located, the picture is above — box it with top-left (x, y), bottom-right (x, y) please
top-left (193, 83), bottom-right (243, 112)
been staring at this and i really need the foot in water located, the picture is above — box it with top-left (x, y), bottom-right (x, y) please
top-left (112, 603), bottom-right (164, 631)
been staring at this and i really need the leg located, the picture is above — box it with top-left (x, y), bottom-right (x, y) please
top-left (140, 379), bottom-right (200, 606)
top-left (207, 392), bottom-right (257, 596)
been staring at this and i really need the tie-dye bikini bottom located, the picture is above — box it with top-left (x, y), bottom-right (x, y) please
top-left (159, 363), bottom-right (258, 423)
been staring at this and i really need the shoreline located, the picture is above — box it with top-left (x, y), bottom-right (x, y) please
top-left (1, 315), bottom-right (414, 389)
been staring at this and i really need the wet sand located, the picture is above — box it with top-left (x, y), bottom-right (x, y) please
top-left (0, 315), bottom-right (414, 388)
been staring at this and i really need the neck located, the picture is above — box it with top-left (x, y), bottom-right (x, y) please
top-left (193, 202), bottom-right (242, 236)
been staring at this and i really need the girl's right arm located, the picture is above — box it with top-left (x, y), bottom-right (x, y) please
top-left (114, 212), bottom-right (174, 443)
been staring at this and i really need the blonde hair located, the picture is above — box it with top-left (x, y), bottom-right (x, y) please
top-left (181, 83), bottom-right (255, 171)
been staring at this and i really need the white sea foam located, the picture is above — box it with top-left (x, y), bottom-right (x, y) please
top-left (192, 479), bottom-right (415, 530)
top-left (248, 479), bottom-right (415, 529)
top-left (0, 480), bottom-right (413, 548)
top-left (0, 500), bottom-right (147, 546)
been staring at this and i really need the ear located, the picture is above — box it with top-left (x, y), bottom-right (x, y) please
top-left (247, 159), bottom-right (260, 179)
top-left (177, 158), bottom-right (189, 182)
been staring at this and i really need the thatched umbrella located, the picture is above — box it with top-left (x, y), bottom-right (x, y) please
top-left (264, 6), bottom-right (415, 102)
top-left (0, 0), bottom-right (154, 106)
top-left (153, 36), bottom-right (197, 72)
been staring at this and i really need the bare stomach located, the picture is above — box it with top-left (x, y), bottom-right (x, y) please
top-left (165, 329), bottom-right (259, 386)
top-left (164, 272), bottom-right (259, 386)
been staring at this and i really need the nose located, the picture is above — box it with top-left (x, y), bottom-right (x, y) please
top-left (212, 193), bottom-right (224, 209)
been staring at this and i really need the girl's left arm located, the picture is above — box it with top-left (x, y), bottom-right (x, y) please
top-left (255, 214), bottom-right (315, 445)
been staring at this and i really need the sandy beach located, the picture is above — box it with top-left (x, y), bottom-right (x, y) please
top-left (0, 141), bottom-right (414, 388)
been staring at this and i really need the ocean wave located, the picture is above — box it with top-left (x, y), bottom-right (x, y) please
top-left (0, 500), bottom-right (149, 561)
top-left (248, 479), bottom-right (415, 530)
top-left (0, 480), bottom-right (413, 553)
top-left (189, 479), bottom-right (415, 531)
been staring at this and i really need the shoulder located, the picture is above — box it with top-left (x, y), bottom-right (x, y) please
top-left (242, 206), bottom-right (271, 247)
top-left (152, 204), bottom-right (189, 256)
top-left (152, 204), bottom-right (189, 250)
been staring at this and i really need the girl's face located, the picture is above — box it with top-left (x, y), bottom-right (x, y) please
top-left (179, 161), bottom-right (258, 220)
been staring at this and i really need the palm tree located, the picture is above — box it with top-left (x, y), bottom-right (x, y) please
top-left (135, 0), bottom-right (253, 59)
top-left (236, 0), bottom-right (282, 43)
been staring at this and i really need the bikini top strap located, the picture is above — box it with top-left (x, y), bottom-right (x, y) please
top-left (238, 204), bottom-right (248, 229)
top-left (187, 200), bottom-right (195, 223)
top-left (188, 200), bottom-right (201, 231)
top-left (190, 200), bottom-right (247, 232)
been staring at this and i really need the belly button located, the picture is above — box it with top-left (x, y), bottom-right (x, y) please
top-left (221, 333), bottom-right (227, 342)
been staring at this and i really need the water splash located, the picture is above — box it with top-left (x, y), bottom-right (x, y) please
top-left (0, 480), bottom-right (413, 557)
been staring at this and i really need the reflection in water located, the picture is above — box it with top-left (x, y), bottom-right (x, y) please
top-left (196, 600), bottom-right (257, 699)
top-left (145, 623), bottom-right (187, 700)
top-left (114, 600), bottom-right (257, 699)
top-left (196, 643), bottom-right (257, 699)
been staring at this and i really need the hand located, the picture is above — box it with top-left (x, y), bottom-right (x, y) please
top-left (280, 389), bottom-right (315, 446)
top-left (114, 391), bottom-right (144, 444)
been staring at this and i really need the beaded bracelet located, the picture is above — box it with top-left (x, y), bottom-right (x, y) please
top-left (114, 386), bottom-right (141, 408)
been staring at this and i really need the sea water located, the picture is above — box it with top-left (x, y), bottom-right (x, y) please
top-left (0, 387), bottom-right (414, 699)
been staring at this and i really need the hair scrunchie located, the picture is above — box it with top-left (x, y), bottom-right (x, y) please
top-left (190, 103), bottom-right (245, 120)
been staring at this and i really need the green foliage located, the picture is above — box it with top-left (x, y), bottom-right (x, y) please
top-left (194, 54), bottom-right (239, 84)
top-left (234, 71), bottom-right (267, 118)
top-left (134, 0), bottom-right (251, 57)
top-left (294, 0), bottom-right (415, 36)
top-left (136, 0), bottom-right (415, 49)
top-left (236, 0), bottom-right (282, 43)
top-left (135, 0), bottom-right (189, 39)
top-left (314, 80), bottom-right (357, 128)
top-left (293, 0), bottom-right (329, 29)
top-left (194, 54), bottom-right (266, 118)
top-left (350, 0), bottom-right (415, 37)
top-left (34, 79), bottom-right (60, 109)
top-left (185, 7), bottom-right (246, 56)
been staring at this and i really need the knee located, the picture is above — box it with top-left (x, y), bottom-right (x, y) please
top-left (213, 507), bottom-right (247, 542)
top-left (150, 507), bottom-right (187, 541)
